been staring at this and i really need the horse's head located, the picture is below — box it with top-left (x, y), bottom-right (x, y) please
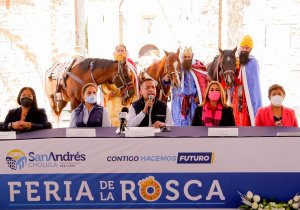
top-left (112, 61), bottom-right (135, 101)
top-left (218, 47), bottom-right (237, 88)
top-left (164, 48), bottom-right (181, 88)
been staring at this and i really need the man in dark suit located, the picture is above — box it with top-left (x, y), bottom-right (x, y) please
top-left (128, 78), bottom-right (173, 128)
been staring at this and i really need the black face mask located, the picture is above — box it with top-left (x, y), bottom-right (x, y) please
top-left (239, 51), bottom-right (250, 65)
top-left (20, 97), bottom-right (33, 107)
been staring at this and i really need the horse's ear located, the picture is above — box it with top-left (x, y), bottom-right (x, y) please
top-left (218, 48), bottom-right (224, 55)
top-left (233, 46), bottom-right (237, 54)
top-left (176, 48), bottom-right (180, 55)
top-left (164, 50), bottom-right (169, 56)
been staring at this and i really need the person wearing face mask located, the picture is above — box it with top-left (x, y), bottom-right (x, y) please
top-left (128, 78), bottom-right (174, 128)
top-left (69, 83), bottom-right (111, 127)
top-left (255, 84), bottom-right (298, 127)
top-left (232, 35), bottom-right (262, 126)
top-left (1, 87), bottom-right (49, 132)
top-left (192, 81), bottom-right (235, 126)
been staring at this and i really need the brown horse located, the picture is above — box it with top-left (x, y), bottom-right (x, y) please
top-left (46, 58), bottom-right (134, 120)
top-left (139, 49), bottom-right (181, 102)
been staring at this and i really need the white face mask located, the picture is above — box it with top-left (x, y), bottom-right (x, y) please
top-left (85, 94), bottom-right (97, 104)
top-left (270, 95), bottom-right (284, 107)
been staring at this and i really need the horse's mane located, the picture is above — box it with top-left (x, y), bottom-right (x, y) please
top-left (146, 56), bottom-right (166, 72)
top-left (77, 58), bottom-right (117, 71)
top-left (207, 55), bottom-right (220, 81)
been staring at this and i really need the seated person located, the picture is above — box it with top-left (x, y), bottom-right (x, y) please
top-left (2, 87), bottom-right (49, 132)
top-left (69, 83), bottom-right (111, 127)
top-left (255, 84), bottom-right (298, 127)
top-left (192, 81), bottom-right (235, 126)
top-left (128, 78), bottom-right (174, 128)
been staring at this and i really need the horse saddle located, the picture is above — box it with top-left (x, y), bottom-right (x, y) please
top-left (47, 57), bottom-right (78, 93)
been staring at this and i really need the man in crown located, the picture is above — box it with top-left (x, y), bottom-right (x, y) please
top-left (101, 44), bottom-right (140, 126)
top-left (232, 35), bottom-right (262, 126)
top-left (163, 47), bottom-right (208, 126)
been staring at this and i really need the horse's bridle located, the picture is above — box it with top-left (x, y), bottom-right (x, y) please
top-left (217, 55), bottom-right (237, 105)
top-left (163, 52), bottom-right (180, 87)
top-left (217, 55), bottom-right (236, 85)
top-left (112, 61), bottom-right (133, 100)
top-left (140, 53), bottom-right (180, 101)
top-left (220, 69), bottom-right (236, 77)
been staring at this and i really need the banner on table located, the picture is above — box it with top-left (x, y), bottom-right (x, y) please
top-left (0, 137), bottom-right (300, 209)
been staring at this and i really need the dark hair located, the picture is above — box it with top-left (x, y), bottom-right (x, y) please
top-left (81, 83), bottom-right (98, 95)
top-left (268, 84), bottom-right (285, 98)
top-left (139, 78), bottom-right (155, 89)
top-left (17, 87), bottom-right (38, 109)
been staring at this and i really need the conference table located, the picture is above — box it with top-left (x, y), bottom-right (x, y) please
top-left (1, 126), bottom-right (300, 209)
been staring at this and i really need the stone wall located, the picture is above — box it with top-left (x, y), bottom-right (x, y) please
top-left (226, 0), bottom-right (300, 116)
top-left (0, 0), bottom-right (76, 123)
top-left (89, 0), bottom-right (300, 120)
top-left (1, 0), bottom-right (300, 124)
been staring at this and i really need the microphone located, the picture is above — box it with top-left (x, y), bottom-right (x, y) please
top-left (148, 95), bottom-right (154, 100)
top-left (147, 95), bottom-right (154, 113)
top-left (119, 107), bottom-right (129, 132)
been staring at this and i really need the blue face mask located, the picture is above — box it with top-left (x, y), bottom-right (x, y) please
top-left (85, 94), bottom-right (97, 104)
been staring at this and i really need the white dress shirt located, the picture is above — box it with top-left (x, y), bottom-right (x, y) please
top-left (69, 104), bottom-right (111, 127)
top-left (128, 105), bottom-right (174, 127)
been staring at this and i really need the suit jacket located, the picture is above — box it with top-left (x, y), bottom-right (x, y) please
top-left (192, 105), bottom-right (236, 126)
top-left (2, 107), bottom-right (49, 132)
top-left (255, 105), bottom-right (298, 127)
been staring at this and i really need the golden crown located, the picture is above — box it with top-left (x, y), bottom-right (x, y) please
top-left (183, 46), bottom-right (193, 55)
top-left (116, 43), bottom-right (126, 49)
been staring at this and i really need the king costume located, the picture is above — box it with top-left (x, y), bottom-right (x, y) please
top-left (231, 35), bottom-right (262, 126)
top-left (171, 50), bottom-right (208, 126)
top-left (231, 55), bottom-right (262, 126)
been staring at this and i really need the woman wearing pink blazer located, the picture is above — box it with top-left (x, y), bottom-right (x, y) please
top-left (255, 84), bottom-right (298, 127)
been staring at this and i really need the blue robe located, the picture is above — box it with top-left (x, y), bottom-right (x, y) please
top-left (171, 70), bottom-right (198, 126)
top-left (242, 55), bottom-right (263, 125)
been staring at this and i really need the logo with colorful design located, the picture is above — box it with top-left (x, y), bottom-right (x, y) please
top-left (138, 176), bottom-right (162, 202)
top-left (6, 149), bottom-right (27, 170)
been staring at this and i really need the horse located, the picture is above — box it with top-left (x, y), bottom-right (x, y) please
top-left (45, 58), bottom-right (134, 121)
top-left (207, 47), bottom-right (256, 126)
top-left (139, 48), bottom-right (181, 102)
top-left (100, 59), bottom-right (140, 127)
top-left (207, 47), bottom-right (237, 104)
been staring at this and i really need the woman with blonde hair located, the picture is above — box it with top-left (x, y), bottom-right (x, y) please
top-left (192, 81), bottom-right (235, 126)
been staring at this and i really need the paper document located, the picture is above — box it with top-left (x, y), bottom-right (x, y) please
top-left (277, 132), bottom-right (300, 137)
top-left (0, 131), bottom-right (16, 140)
top-left (66, 128), bottom-right (96, 137)
top-left (125, 127), bottom-right (160, 137)
top-left (208, 128), bottom-right (238, 137)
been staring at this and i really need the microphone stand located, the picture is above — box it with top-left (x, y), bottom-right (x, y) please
top-left (118, 120), bottom-right (128, 135)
